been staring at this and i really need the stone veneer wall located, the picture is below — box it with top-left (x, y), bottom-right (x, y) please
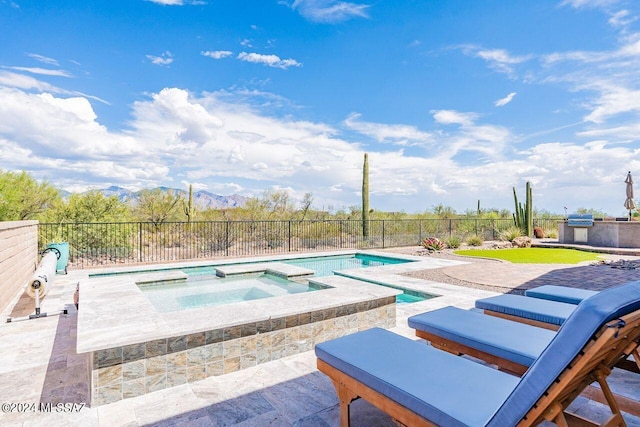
top-left (0, 221), bottom-right (39, 314)
top-left (91, 297), bottom-right (396, 406)
top-left (558, 220), bottom-right (640, 248)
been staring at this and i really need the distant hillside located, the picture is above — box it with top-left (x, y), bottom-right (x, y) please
top-left (71, 186), bottom-right (248, 209)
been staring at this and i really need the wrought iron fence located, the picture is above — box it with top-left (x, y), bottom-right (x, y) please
top-left (38, 218), bottom-right (560, 269)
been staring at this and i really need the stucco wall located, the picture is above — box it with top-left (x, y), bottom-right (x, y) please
top-left (0, 221), bottom-right (38, 313)
top-left (558, 220), bottom-right (640, 248)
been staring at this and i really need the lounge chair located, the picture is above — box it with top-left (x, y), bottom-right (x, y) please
top-left (475, 293), bottom-right (576, 330)
top-left (468, 285), bottom-right (640, 376)
top-left (315, 281), bottom-right (640, 426)
top-left (524, 284), bottom-right (598, 305)
top-left (408, 306), bottom-right (640, 416)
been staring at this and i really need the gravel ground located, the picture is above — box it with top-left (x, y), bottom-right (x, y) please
top-left (380, 245), bottom-right (525, 294)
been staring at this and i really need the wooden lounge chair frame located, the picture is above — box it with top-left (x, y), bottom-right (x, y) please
top-left (318, 308), bottom-right (640, 427)
top-left (416, 324), bottom-right (640, 418)
top-left (482, 308), bottom-right (640, 375)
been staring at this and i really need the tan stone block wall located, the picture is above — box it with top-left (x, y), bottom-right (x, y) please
top-left (0, 221), bottom-right (39, 313)
top-left (90, 298), bottom-right (397, 406)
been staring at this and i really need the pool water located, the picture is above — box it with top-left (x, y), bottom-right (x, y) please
top-left (395, 293), bottom-right (427, 304)
top-left (282, 254), bottom-right (410, 277)
top-left (139, 273), bottom-right (318, 313)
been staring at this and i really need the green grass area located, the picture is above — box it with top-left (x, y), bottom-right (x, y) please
top-left (453, 248), bottom-right (602, 264)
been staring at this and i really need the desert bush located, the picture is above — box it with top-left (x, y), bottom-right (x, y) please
top-left (466, 235), bottom-right (484, 246)
top-left (445, 236), bottom-right (461, 249)
top-left (543, 228), bottom-right (558, 239)
top-left (500, 226), bottom-right (523, 242)
top-left (421, 237), bottom-right (445, 251)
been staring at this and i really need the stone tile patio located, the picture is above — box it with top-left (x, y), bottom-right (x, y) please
top-left (1, 250), bottom-right (639, 426)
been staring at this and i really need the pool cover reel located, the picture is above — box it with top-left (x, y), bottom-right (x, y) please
top-left (6, 249), bottom-right (69, 323)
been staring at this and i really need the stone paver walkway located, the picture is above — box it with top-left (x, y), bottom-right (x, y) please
top-left (443, 259), bottom-right (640, 292)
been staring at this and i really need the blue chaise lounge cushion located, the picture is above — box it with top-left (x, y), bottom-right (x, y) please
top-left (315, 327), bottom-right (519, 427)
top-left (475, 294), bottom-right (576, 326)
top-left (524, 285), bottom-right (598, 305)
top-left (408, 306), bottom-right (555, 367)
top-left (488, 281), bottom-right (640, 425)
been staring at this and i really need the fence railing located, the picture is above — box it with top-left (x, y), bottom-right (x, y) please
top-left (38, 218), bottom-right (560, 269)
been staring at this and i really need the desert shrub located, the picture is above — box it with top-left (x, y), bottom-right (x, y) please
top-left (543, 228), bottom-right (558, 239)
top-left (421, 237), bottom-right (445, 251)
top-left (466, 235), bottom-right (484, 246)
top-left (445, 236), bottom-right (461, 249)
top-left (533, 226), bottom-right (544, 238)
top-left (500, 226), bottom-right (523, 242)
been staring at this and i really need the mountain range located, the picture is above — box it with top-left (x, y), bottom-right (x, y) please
top-left (63, 186), bottom-right (248, 209)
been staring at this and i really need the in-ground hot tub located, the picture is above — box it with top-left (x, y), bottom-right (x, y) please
top-left (76, 251), bottom-right (444, 406)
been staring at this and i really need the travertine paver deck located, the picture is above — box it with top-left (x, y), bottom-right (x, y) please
top-left (0, 251), bottom-right (639, 426)
top-left (443, 256), bottom-right (640, 292)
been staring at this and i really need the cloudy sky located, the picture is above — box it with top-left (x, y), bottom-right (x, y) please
top-left (2, 0), bottom-right (640, 215)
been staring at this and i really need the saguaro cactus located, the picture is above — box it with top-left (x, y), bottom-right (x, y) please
top-left (512, 181), bottom-right (533, 236)
top-left (184, 184), bottom-right (195, 224)
top-left (362, 153), bottom-right (370, 238)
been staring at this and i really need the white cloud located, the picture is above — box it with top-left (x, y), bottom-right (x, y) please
top-left (494, 92), bottom-right (517, 107)
top-left (146, 0), bottom-right (206, 5)
top-left (3, 66), bottom-right (71, 77)
top-left (147, 0), bottom-right (183, 4)
top-left (286, 0), bottom-right (369, 23)
top-left (344, 113), bottom-right (433, 146)
top-left (432, 110), bottom-right (477, 126)
top-left (0, 70), bottom-right (108, 104)
top-left (27, 54), bottom-right (59, 66)
top-left (609, 9), bottom-right (637, 28)
top-left (430, 110), bottom-right (512, 160)
top-left (2, 82), bottom-right (639, 215)
top-left (146, 51), bottom-right (174, 66)
top-left (0, 70), bottom-right (64, 92)
top-left (201, 50), bottom-right (233, 59)
top-left (461, 45), bottom-right (533, 77)
top-left (560, 0), bottom-right (619, 10)
top-left (237, 52), bottom-right (302, 69)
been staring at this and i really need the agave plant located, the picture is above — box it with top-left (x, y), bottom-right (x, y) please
top-left (421, 237), bottom-right (445, 252)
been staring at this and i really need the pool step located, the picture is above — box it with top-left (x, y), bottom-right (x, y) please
top-left (135, 271), bottom-right (188, 286)
top-left (215, 262), bottom-right (315, 279)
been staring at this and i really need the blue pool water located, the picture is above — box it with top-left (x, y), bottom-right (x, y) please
top-left (100, 253), bottom-right (432, 306)
top-left (139, 273), bottom-right (318, 313)
top-left (282, 254), bottom-right (410, 277)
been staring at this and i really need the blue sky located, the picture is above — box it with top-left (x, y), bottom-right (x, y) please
top-left (1, 0), bottom-right (640, 215)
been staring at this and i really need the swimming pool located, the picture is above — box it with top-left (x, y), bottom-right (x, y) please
top-left (156, 253), bottom-right (412, 278)
top-left (282, 253), bottom-right (411, 277)
top-left (139, 273), bottom-right (321, 312)
top-left (91, 252), bottom-right (429, 305)
top-left (79, 251), bottom-right (454, 406)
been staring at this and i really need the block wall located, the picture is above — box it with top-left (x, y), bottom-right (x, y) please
top-left (0, 221), bottom-right (38, 313)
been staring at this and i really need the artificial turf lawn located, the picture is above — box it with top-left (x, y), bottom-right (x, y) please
top-left (453, 248), bottom-right (601, 264)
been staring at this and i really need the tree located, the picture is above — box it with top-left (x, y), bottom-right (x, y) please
top-left (298, 192), bottom-right (314, 221)
top-left (0, 170), bottom-right (60, 221)
top-left (432, 204), bottom-right (456, 219)
top-left (135, 188), bottom-right (183, 228)
top-left (41, 191), bottom-right (133, 256)
top-left (45, 191), bottom-right (131, 223)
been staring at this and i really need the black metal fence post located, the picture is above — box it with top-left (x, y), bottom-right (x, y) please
top-left (138, 222), bottom-right (142, 262)
top-left (225, 221), bottom-right (230, 257)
